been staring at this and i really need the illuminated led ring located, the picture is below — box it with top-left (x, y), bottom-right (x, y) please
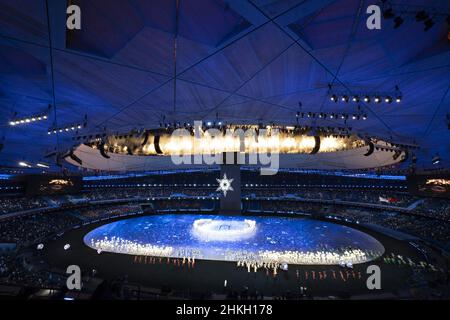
top-left (192, 219), bottom-right (256, 242)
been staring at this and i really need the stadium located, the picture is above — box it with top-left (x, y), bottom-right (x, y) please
top-left (0, 0), bottom-right (449, 303)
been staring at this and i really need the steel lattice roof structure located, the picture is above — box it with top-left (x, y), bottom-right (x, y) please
top-left (0, 0), bottom-right (449, 172)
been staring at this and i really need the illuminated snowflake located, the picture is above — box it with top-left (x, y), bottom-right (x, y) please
top-left (216, 173), bottom-right (234, 197)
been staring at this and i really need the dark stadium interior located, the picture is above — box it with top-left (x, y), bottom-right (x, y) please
top-left (0, 0), bottom-right (450, 302)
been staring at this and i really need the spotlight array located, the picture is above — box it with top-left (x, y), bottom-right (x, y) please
top-left (9, 115), bottom-right (48, 126)
top-left (17, 161), bottom-right (50, 169)
top-left (18, 161), bottom-right (32, 168)
top-left (158, 121), bottom-right (226, 131)
top-left (9, 105), bottom-right (52, 126)
top-left (159, 120), bottom-right (230, 132)
top-left (331, 94), bottom-right (401, 104)
top-left (48, 115), bottom-right (87, 135)
top-left (296, 111), bottom-right (368, 121)
top-left (328, 86), bottom-right (402, 104)
top-left (48, 123), bottom-right (84, 135)
top-left (312, 126), bottom-right (353, 137)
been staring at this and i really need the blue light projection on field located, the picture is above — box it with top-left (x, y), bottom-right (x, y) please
top-left (84, 214), bottom-right (384, 265)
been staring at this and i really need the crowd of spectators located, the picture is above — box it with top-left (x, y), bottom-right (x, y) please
top-left (0, 187), bottom-right (424, 216)
top-left (328, 207), bottom-right (450, 246)
top-left (244, 188), bottom-right (418, 207)
top-left (0, 188), bottom-right (219, 215)
top-left (413, 199), bottom-right (450, 221)
top-left (0, 185), bottom-right (449, 249)
top-left (0, 254), bottom-right (66, 289)
top-left (65, 188), bottom-right (217, 203)
top-left (0, 196), bottom-right (49, 215)
top-left (72, 204), bottom-right (143, 220)
top-left (245, 200), bottom-right (450, 248)
top-left (154, 199), bottom-right (215, 211)
top-left (1, 169), bottom-right (448, 298)
top-left (0, 193), bottom-right (448, 298)
top-left (0, 213), bottom-right (81, 245)
top-left (0, 204), bottom-right (145, 246)
top-left (0, 255), bottom-right (8, 276)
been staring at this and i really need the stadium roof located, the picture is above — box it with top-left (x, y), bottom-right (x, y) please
top-left (0, 0), bottom-right (449, 171)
